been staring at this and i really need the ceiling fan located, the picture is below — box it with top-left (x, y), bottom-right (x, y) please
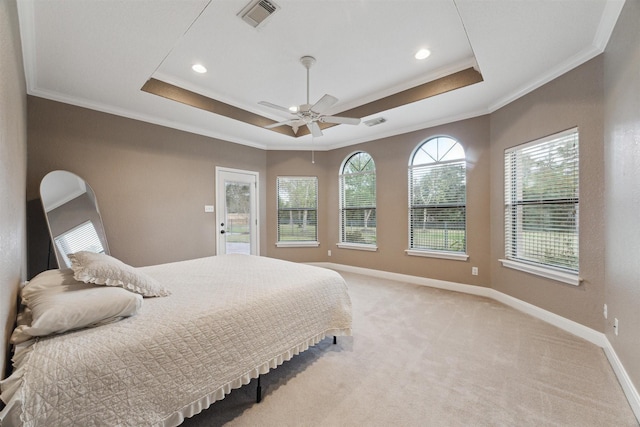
top-left (259, 56), bottom-right (361, 137)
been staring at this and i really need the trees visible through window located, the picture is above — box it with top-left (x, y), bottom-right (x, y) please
top-left (409, 137), bottom-right (466, 254)
top-left (277, 176), bottom-right (318, 243)
top-left (339, 152), bottom-right (376, 246)
top-left (504, 128), bottom-right (579, 272)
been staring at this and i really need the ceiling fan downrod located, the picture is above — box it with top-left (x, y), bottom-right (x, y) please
top-left (258, 54), bottom-right (360, 137)
top-left (300, 55), bottom-right (316, 107)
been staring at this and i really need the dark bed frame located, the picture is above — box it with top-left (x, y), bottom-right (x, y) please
top-left (254, 335), bottom-right (337, 403)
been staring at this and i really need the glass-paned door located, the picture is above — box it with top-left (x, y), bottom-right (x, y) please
top-left (216, 168), bottom-right (259, 255)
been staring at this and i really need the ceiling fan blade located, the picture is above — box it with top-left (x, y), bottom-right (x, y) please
top-left (308, 121), bottom-right (323, 137)
top-left (259, 101), bottom-right (293, 114)
top-left (265, 119), bottom-right (300, 129)
top-left (310, 94), bottom-right (338, 114)
top-left (320, 116), bottom-right (361, 125)
top-left (289, 119), bottom-right (306, 134)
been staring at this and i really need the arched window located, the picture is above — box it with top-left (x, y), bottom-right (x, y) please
top-left (339, 152), bottom-right (377, 247)
top-left (408, 136), bottom-right (466, 256)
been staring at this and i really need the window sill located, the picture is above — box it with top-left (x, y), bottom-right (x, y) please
top-left (276, 241), bottom-right (320, 248)
top-left (405, 249), bottom-right (469, 261)
top-left (336, 243), bottom-right (378, 252)
top-left (499, 259), bottom-right (581, 286)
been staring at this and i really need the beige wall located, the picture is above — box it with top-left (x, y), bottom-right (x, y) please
top-left (27, 97), bottom-right (267, 268)
top-left (0, 0), bottom-right (27, 377)
top-left (490, 56), bottom-right (605, 331)
top-left (19, 4), bottom-right (639, 398)
top-left (316, 116), bottom-right (490, 287)
top-left (266, 117), bottom-right (491, 287)
top-left (265, 150), bottom-right (330, 263)
top-left (603, 0), bottom-right (640, 397)
top-left (27, 59), bottom-right (605, 318)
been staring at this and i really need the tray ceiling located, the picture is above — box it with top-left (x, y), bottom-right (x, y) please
top-left (17, 0), bottom-right (624, 150)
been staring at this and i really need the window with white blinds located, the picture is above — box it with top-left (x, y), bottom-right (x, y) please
top-left (277, 176), bottom-right (318, 243)
top-left (339, 152), bottom-right (376, 246)
top-left (409, 137), bottom-right (466, 254)
top-left (54, 220), bottom-right (105, 267)
top-left (504, 128), bottom-right (579, 273)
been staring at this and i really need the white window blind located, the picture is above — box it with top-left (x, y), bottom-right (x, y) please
top-left (504, 128), bottom-right (579, 272)
top-left (54, 220), bottom-right (105, 267)
top-left (277, 176), bottom-right (318, 242)
top-left (340, 152), bottom-right (376, 245)
top-left (409, 137), bottom-right (466, 253)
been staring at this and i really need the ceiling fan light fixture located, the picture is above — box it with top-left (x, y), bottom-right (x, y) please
top-left (258, 55), bottom-right (360, 137)
top-left (364, 117), bottom-right (387, 127)
top-left (415, 48), bottom-right (431, 60)
top-left (191, 64), bottom-right (207, 74)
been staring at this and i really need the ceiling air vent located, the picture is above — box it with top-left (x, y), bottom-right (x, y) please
top-left (364, 117), bottom-right (387, 127)
top-left (238, 0), bottom-right (280, 28)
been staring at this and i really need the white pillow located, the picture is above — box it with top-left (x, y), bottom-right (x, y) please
top-left (11, 269), bottom-right (142, 344)
top-left (21, 268), bottom-right (78, 298)
top-left (68, 251), bottom-right (171, 297)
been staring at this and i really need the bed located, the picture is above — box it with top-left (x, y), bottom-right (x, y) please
top-left (0, 253), bottom-right (353, 426)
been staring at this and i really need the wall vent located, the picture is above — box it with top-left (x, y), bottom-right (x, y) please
top-left (364, 117), bottom-right (387, 127)
top-left (238, 0), bottom-right (280, 28)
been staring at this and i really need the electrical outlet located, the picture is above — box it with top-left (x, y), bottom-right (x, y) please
top-left (472, 267), bottom-right (478, 276)
top-left (614, 318), bottom-right (619, 336)
top-left (603, 304), bottom-right (608, 319)
top-left (328, 250), bottom-right (332, 257)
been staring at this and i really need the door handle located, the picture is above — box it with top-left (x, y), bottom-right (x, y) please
top-left (220, 230), bottom-right (225, 234)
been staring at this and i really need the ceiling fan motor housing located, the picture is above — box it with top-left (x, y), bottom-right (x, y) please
top-left (258, 54), bottom-right (361, 136)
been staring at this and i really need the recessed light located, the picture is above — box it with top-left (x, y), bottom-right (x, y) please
top-left (415, 48), bottom-right (431, 60)
top-left (192, 64), bottom-right (207, 74)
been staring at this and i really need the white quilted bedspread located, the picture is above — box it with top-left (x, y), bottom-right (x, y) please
top-left (1, 255), bottom-right (352, 426)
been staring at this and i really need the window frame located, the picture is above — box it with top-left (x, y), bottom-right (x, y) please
top-left (338, 151), bottom-right (378, 252)
top-left (499, 127), bottom-right (581, 286)
top-left (276, 176), bottom-right (319, 248)
top-left (407, 136), bottom-right (468, 261)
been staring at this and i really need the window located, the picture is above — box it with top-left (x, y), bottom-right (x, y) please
top-left (54, 220), bottom-right (105, 267)
top-left (276, 176), bottom-right (318, 246)
top-left (339, 152), bottom-right (377, 249)
top-left (408, 136), bottom-right (467, 259)
top-left (502, 128), bottom-right (579, 284)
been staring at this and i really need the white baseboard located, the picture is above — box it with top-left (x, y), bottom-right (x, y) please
top-left (485, 289), bottom-right (607, 347)
top-left (311, 262), bottom-right (494, 297)
top-left (312, 262), bottom-right (640, 423)
top-left (602, 339), bottom-right (640, 420)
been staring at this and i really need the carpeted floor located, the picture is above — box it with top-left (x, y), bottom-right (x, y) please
top-left (181, 271), bottom-right (638, 426)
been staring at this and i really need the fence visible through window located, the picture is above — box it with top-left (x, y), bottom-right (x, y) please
top-left (409, 137), bottom-right (467, 254)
